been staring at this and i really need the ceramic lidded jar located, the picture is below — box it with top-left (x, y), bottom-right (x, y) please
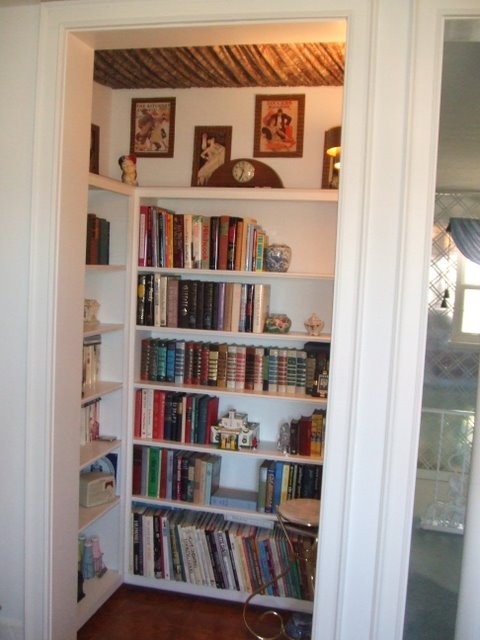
top-left (264, 244), bottom-right (292, 272)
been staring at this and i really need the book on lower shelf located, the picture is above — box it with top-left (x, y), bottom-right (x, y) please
top-left (129, 505), bottom-right (315, 600)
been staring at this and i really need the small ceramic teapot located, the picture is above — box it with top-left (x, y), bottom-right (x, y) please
top-left (304, 312), bottom-right (324, 336)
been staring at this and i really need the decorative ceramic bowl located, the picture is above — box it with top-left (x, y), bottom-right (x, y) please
top-left (264, 313), bottom-right (292, 334)
top-left (264, 244), bottom-right (292, 272)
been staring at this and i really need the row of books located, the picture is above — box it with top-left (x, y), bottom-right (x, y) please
top-left (134, 389), bottom-right (219, 443)
top-left (132, 442), bottom-right (322, 511)
top-left (80, 398), bottom-right (101, 445)
top-left (86, 212), bottom-right (110, 265)
top-left (257, 459), bottom-right (322, 514)
top-left (130, 506), bottom-right (315, 600)
top-left (82, 334), bottom-right (101, 396)
top-left (288, 411), bottom-right (326, 458)
top-left (138, 206), bottom-right (268, 272)
top-left (139, 338), bottom-right (329, 397)
top-left (137, 274), bottom-right (270, 334)
top-left (132, 446), bottom-right (221, 504)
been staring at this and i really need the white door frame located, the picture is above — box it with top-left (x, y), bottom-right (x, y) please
top-left (27, 1), bottom-right (480, 638)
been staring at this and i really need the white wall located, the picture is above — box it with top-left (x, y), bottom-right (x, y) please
top-left (0, 2), bottom-right (40, 637)
top-left (97, 84), bottom-right (343, 187)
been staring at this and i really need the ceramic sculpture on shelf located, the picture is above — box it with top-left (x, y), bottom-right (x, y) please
top-left (118, 154), bottom-right (138, 185)
top-left (304, 312), bottom-right (325, 336)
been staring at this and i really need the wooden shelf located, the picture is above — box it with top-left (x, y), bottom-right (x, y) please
top-left (79, 496), bottom-right (121, 532)
top-left (77, 569), bottom-right (123, 630)
top-left (82, 381), bottom-right (123, 404)
top-left (80, 439), bottom-right (121, 469)
top-left (136, 185), bottom-right (338, 203)
top-left (84, 322), bottom-right (124, 337)
top-left (132, 437), bottom-right (324, 465)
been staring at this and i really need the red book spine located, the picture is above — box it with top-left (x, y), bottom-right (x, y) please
top-left (205, 396), bottom-right (219, 445)
top-left (191, 342), bottom-right (202, 385)
top-left (298, 416), bottom-right (312, 456)
top-left (184, 340), bottom-right (195, 385)
top-left (200, 342), bottom-right (210, 386)
top-left (159, 448), bottom-right (168, 499)
top-left (184, 394), bottom-right (193, 443)
top-left (152, 390), bottom-right (166, 440)
top-left (217, 215), bottom-right (230, 271)
top-left (172, 213), bottom-right (185, 268)
top-left (235, 345), bottom-right (246, 390)
top-left (134, 388), bottom-right (143, 438)
top-left (201, 216), bottom-right (211, 269)
top-left (244, 346), bottom-right (255, 391)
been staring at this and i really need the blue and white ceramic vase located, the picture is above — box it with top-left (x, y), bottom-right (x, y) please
top-left (264, 244), bottom-right (292, 272)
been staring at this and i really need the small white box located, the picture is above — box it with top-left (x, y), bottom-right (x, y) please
top-left (79, 472), bottom-right (116, 507)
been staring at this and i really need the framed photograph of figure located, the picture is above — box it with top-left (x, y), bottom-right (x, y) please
top-left (191, 125), bottom-right (233, 186)
top-left (130, 97), bottom-right (176, 157)
top-left (253, 94), bottom-right (305, 158)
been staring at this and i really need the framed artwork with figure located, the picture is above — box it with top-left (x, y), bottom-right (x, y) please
top-left (130, 97), bottom-right (176, 157)
top-left (254, 94), bottom-right (305, 158)
top-left (191, 125), bottom-right (232, 186)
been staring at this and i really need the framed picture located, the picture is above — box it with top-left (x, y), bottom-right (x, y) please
top-left (254, 94), bottom-right (305, 158)
top-left (191, 125), bottom-right (232, 186)
top-left (130, 97), bottom-right (176, 157)
top-left (89, 124), bottom-right (100, 174)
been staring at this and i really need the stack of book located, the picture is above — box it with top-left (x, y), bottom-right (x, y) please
top-left (136, 274), bottom-right (270, 334)
top-left (86, 212), bottom-right (110, 265)
top-left (132, 446), bottom-right (221, 504)
top-left (130, 505), bottom-right (315, 600)
top-left (138, 206), bottom-right (268, 272)
top-left (82, 334), bottom-right (101, 396)
top-left (133, 388), bottom-right (219, 444)
top-left (80, 398), bottom-right (101, 444)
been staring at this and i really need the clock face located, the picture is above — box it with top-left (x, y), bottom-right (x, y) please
top-left (232, 160), bottom-right (255, 183)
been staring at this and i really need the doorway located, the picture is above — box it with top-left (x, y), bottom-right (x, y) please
top-left (403, 20), bottom-right (480, 640)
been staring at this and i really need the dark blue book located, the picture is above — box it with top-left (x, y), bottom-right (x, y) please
top-left (166, 340), bottom-right (176, 382)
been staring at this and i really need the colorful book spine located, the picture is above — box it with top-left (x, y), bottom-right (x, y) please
top-left (183, 213), bottom-right (193, 269)
top-left (235, 344), bottom-right (246, 390)
top-left (268, 348), bottom-right (279, 392)
top-left (296, 350), bottom-right (307, 394)
top-left (226, 344), bottom-right (237, 389)
top-left (174, 340), bottom-right (185, 384)
top-left (277, 348), bottom-right (288, 393)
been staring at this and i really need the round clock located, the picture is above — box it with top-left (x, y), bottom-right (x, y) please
top-left (207, 158), bottom-right (283, 188)
top-left (232, 159), bottom-right (255, 184)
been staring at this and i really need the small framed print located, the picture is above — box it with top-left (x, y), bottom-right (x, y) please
top-left (191, 125), bottom-right (232, 186)
top-left (89, 124), bottom-right (100, 174)
top-left (130, 97), bottom-right (176, 157)
top-left (254, 94), bottom-right (305, 158)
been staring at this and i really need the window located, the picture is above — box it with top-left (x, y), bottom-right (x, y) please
top-left (452, 251), bottom-right (480, 344)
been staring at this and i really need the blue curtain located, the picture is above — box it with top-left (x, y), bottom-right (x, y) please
top-left (448, 218), bottom-right (480, 265)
